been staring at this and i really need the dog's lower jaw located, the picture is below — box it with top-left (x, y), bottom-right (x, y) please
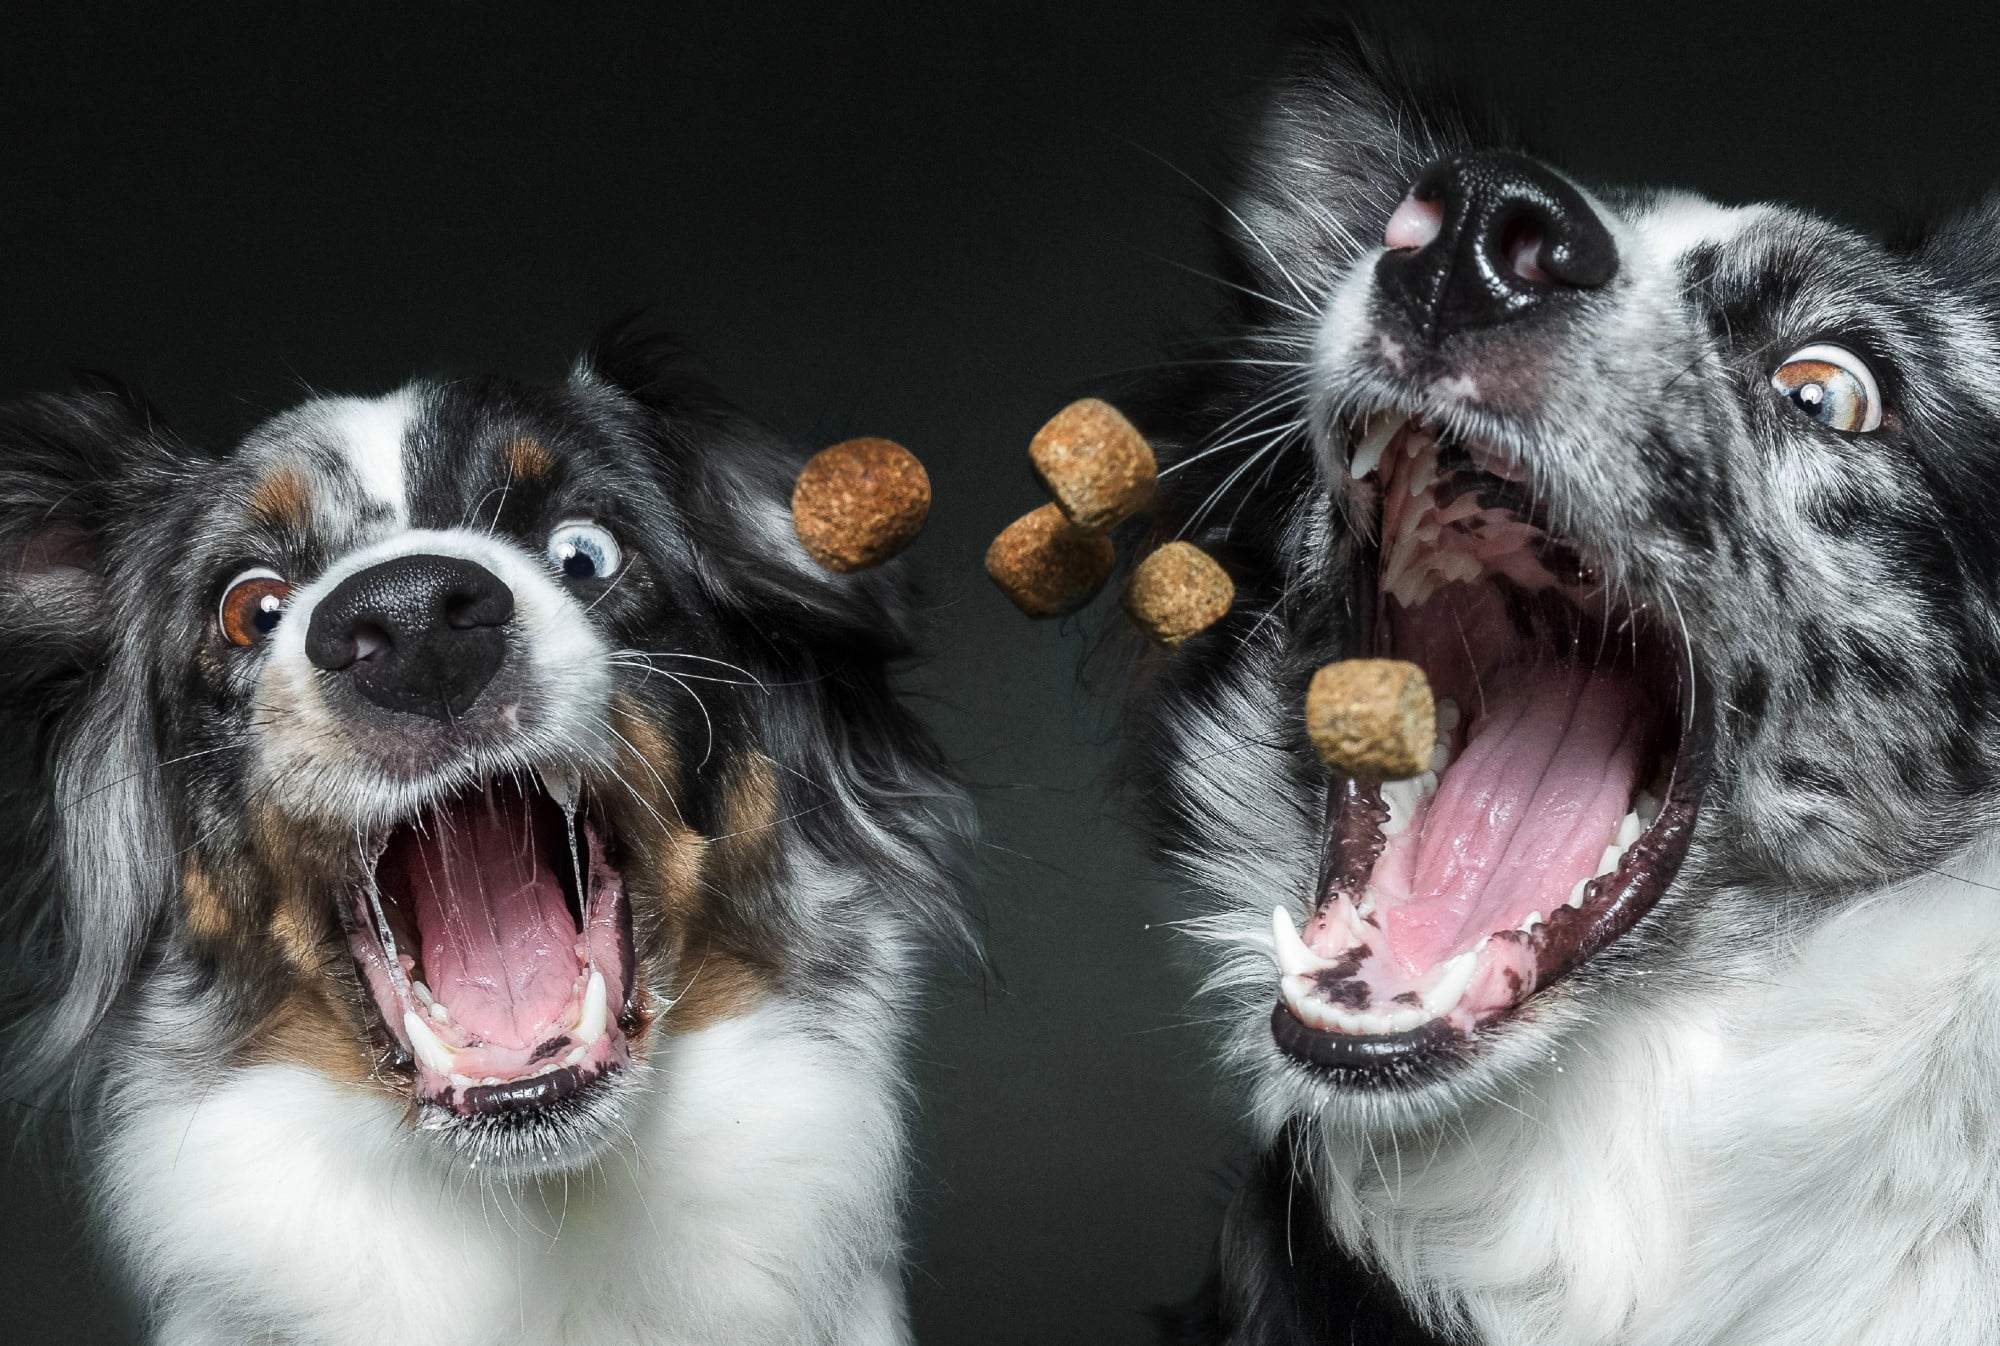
top-left (1251, 856), bottom-right (2000, 1346)
top-left (94, 996), bottom-right (917, 1346)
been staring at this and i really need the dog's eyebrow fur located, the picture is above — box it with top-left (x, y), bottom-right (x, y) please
top-left (504, 435), bottom-right (554, 482)
top-left (246, 463), bottom-right (313, 529)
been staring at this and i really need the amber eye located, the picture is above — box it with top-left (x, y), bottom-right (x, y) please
top-left (218, 568), bottom-right (292, 646)
top-left (1771, 343), bottom-right (1883, 433)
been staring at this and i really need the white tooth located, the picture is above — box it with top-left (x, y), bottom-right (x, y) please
top-left (1434, 698), bottom-right (1460, 733)
top-left (448, 1072), bottom-right (477, 1090)
top-left (1568, 879), bottom-right (1590, 908)
top-left (481, 1076), bottom-right (502, 1088)
top-left (1420, 951), bottom-right (1479, 1015)
top-left (428, 1000), bottom-right (450, 1024)
top-left (1616, 810), bottom-right (1643, 849)
top-left (1386, 1007), bottom-right (1428, 1033)
top-left (1518, 910), bottom-right (1543, 933)
top-left (1595, 844), bottom-right (1622, 878)
top-left (411, 979), bottom-right (434, 1006)
top-left (1380, 778), bottom-right (1421, 835)
top-left (563, 1044), bottom-right (589, 1068)
top-left (1417, 770), bottom-right (1438, 796)
top-left (539, 762), bottom-right (582, 814)
top-left (1349, 412), bottom-right (1403, 480)
top-left (576, 966), bottom-right (609, 1045)
top-left (403, 1010), bottom-right (457, 1076)
top-left (1407, 453), bottom-right (1436, 498)
top-left (1429, 743), bottom-right (1450, 772)
top-left (1635, 791), bottom-right (1661, 826)
top-left (1271, 905), bottom-right (1349, 975)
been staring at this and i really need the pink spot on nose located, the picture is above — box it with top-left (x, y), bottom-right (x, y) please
top-left (1384, 192), bottom-right (1444, 251)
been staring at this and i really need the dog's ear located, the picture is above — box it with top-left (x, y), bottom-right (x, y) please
top-left (1228, 24), bottom-right (1497, 314)
top-left (0, 384), bottom-right (179, 712)
top-left (574, 324), bottom-right (922, 662)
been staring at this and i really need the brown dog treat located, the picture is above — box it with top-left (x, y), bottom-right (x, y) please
top-left (1122, 541), bottom-right (1233, 646)
top-left (790, 437), bottom-right (931, 572)
top-left (986, 502), bottom-right (1116, 617)
top-left (1028, 398), bottom-right (1158, 533)
top-left (1305, 659), bottom-right (1436, 781)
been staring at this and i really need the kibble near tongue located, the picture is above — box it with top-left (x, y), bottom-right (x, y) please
top-left (1378, 665), bottom-right (1651, 974)
top-left (378, 782), bottom-right (583, 1050)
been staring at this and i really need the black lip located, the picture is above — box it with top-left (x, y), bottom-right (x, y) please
top-left (458, 1062), bottom-right (604, 1117)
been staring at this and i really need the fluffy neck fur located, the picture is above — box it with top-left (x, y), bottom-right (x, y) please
top-left (1284, 850), bottom-right (2000, 1345)
top-left (95, 998), bottom-right (913, 1346)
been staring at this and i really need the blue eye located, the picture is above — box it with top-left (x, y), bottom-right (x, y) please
top-left (546, 521), bottom-right (623, 581)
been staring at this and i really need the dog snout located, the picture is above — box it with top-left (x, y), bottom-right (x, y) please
top-left (1375, 150), bottom-right (1615, 338)
top-left (304, 554), bottom-right (514, 719)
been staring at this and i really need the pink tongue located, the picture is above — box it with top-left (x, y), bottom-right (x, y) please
top-left (1382, 666), bottom-right (1649, 974)
top-left (380, 783), bottom-right (583, 1050)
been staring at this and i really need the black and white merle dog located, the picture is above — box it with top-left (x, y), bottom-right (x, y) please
top-left (0, 329), bottom-right (969, 1344)
top-left (1132, 29), bottom-right (2000, 1346)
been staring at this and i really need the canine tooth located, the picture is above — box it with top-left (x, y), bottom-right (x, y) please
top-left (1407, 454), bottom-right (1437, 498)
top-left (1435, 698), bottom-right (1460, 733)
top-left (1270, 906), bottom-right (1346, 975)
top-left (1568, 879), bottom-right (1589, 908)
top-left (538, 762), bottom-right (582, 814)
top-left (1595, 844), bottom-right (1622, 878)
top-left (1349, 413), bottom-right (1403, 480)
top-left (576, 966), bottom-right (609, 1045)
top-left (1420, 951), bottom-right (1478, 1015)
top-left (1616, 810), bottom-right (1643, 849)
top-left (403, 1010), bottom-right (457, 1076)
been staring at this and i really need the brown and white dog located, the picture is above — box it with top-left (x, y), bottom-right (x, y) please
top-left (0, 327), bottom-right (970, 1344)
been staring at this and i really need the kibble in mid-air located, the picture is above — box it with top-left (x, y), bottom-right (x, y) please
top-left (1305, 658), bottom-right (1436, 781)
top-left (985, 503), bottom-right (1117, 617)
top-left (790, 437), bottom-right (931, 573)
top-left (1028, 398), bottom-right (1158, 533)
top-left (1122, 541), bottom-right (1233, 646)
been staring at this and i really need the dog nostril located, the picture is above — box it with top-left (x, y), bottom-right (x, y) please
top-left (1385, 192), bottom-right (1445, 252)
top-left (444, 593), bottom-right (481, 630)
top-left (1499, 215), bottom-right (1551, 284)
top-left (351, 622), bottom-right (392, 663)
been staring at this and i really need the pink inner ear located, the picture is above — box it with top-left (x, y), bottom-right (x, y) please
top-left (17, 523), bottom-right (95, 579)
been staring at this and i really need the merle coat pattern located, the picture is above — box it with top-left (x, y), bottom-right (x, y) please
top-left (1130, 29), bottom-right (2000, 1346)
top-left (0, 331), bottom-right (970, 1345)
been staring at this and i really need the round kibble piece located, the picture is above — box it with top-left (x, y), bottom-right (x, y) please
top-left (986, 503), bottom-right (1116, 617)
top-left (1028, 398), bottom-right (1158, 533)
top-left (1123, 541), bottom-right (1233, 646)
top-left (1305, 659), bottom-right (1436, 781)
top-left (790, 437), bottom-right (931, 573)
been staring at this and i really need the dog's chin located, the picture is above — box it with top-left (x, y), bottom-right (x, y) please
top-left (1266, 407), bottom-right (1708, 1095)
top-left (339, 766), bottom-right (651, 1177)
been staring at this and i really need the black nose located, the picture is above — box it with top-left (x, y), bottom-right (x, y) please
top-left (1375, 150), bottom-right (1616, 339)
top-left (305, 555), bottom-right (514, 720)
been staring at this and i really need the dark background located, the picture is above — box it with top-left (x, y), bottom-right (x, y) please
top-left (3, 3), bottom-right (1996, 1342)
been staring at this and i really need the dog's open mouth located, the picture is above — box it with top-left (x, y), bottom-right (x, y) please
top-left (1272, 411), bottom-right (1704, 1073)
top-left (343, 770), bottom-right (638, 1118)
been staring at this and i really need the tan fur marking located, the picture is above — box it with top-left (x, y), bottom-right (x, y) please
top-left (247, 464), bottom-right (313, 529)
top-left (505, 436), bottom-right (554, 482)
top-left (240, 987), bottom-right (375, 1084)
top-left (182, 859), bottom-right (235, 942)
top-left (664, 937), bottom-right (770, 1034)
top-left (707, 751), bottom-right (782, 898)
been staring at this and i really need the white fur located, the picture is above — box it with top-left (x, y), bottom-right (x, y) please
top-left (323, 392), bottom-right (414, 524)
top-left (99, 1000), bottom-right (913, 1346)
top-left (1266, 850), bottom-right (2000, 1344)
